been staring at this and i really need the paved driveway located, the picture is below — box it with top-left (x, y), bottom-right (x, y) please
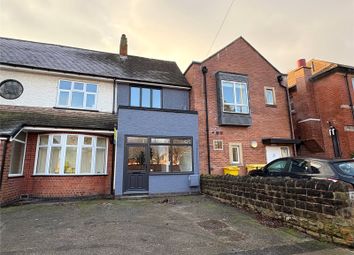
top-left (0, 195), bottom-right (352, 255)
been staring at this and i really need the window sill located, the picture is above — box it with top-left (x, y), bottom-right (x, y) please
top-left (32, 174), bottom-right (108, 177)
top-left (149, 172), bottom-right (194, 176)
top-left (222, 111), bottom-right (250, 115)
top-left (8, 174), bottom-right (24, 178)
top-left (265, 104), bottom-right (277, 108)
top-left (53, 106), bottom-right (99, 112)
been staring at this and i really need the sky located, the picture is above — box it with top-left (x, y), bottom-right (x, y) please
top-left (1, 0), bottom-right (353, 73)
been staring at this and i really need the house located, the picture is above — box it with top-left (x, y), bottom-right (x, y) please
top-left (184, 37), bottom-right (297, 175)
top-left (287, 59), bottom-right (354, 159)
top-left (0, 35), bottom-right (199, 205)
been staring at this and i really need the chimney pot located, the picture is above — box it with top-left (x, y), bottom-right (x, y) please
top-left (297, 58), bottom-right (306, 68)
top-left (120, 34), bottom-right (128, 56)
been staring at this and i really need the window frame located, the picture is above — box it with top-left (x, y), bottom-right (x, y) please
top-left (125, 135), bottom-right (194, 175)
top-left (229, 143), bottom-right (243, 165)
top-left (56, 80), bottom-right (99, 110)
top-left (9, 133), bottom-right (27, 177)
top-left (213, 140), bottom-right (223, 151)
top-left (129, 86), bottom-right (162, 109)
top-left (264, 87), bottom-right (276, 106)
top-left (33, 134), bottom-right (108, 176)
top-left (221, 80), bottom-right (249, 114)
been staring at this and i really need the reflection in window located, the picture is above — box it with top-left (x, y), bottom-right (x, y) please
top-left (9, 133), bottom-right (27, 176)
top-left (150, 146), bottom-right (169, 172)
top-left (129, 87), bottom-right (161, 108)
top-left (127, 146), bottom-right (146, 171)
top-left (172, 146), bottom-right (192, 172)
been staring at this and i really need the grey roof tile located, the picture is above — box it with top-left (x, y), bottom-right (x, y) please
top-left (0, 37), bottom-right (190, 88)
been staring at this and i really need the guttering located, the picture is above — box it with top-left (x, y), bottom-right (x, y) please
top-left (344, 73), bottom-right (354, 120)
top-left (0, 138), bottom-right (9, 190)
top-left (202, 66), bottom-right (211, 174)
top-left (277, 74), bottom-right (297, 156)
top-left (0, 64), bottom-right (191, 90)
top-left (20, 126), bottom-right (114, 135)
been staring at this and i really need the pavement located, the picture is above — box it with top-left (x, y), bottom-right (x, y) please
top-left (0, 195), bottom-right (353, 255)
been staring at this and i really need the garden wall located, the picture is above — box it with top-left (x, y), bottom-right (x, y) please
top-left (201, 175), bottom-right (354, 247)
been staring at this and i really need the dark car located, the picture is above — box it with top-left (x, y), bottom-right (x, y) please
top-left (248, 157), bottom-right (354, 186)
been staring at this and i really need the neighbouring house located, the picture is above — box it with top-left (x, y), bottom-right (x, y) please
top-left (184, 37), bottom-right (297, 175)
top-left (0, 35), bottom-right (199, 205)
top-left (287, 59), bottom-right (354, 159)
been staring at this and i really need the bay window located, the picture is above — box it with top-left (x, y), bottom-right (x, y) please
top-left (9, 132), bottom-right (27, 176)
top-left (35, 134), bottom-right (108, 175)
top-left (57, 80), bottom-right (98, 110)
top-left (222, 80), bottom-right (249, 114)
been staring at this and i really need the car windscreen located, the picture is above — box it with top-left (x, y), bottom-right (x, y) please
top-left (332, 161), bottom-right (354, 176)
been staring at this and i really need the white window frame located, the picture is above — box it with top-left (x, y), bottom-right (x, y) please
top-left (280, 146), bottom-right (290, 158)
top-left (221, 80), bottom-right (249, 114)
top-left (56, 80), bottom-right (99, 110)
top-left (33, 134), bottom-right (108, 176)
top-left (9, 133), bottom-right (27, 177)
top-left (229, 143), bottom-right (243, 165)
top-left (213, 140), bottom-right (223, 150)
top-left (264, 87), bottom-right (276, 105)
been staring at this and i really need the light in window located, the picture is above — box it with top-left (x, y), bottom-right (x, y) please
top-left (65, 148), bottom-right (77, 174)
top-left (49, 147), bottom-right (61, 174)
top-left (213, 140), bottom-right (223, 150)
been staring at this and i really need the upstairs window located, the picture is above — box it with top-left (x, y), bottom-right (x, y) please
top-left (264, 87), bottom-right (276, 105)
top-left (222, 81), bottom-right (249, 114)
top-left (57, 80), bottom-right (98, 110)
top-left (130, 87), bottom-right (161, 108)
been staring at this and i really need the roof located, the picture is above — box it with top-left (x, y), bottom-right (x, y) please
top-left (309, 63), bottom-right (354, 81)
top-left (184, 37), bottom-right (282, 75)
top-left (0, 105), bottom-right (116, 137)
top-left (0, 37), bottom-right (190, 88)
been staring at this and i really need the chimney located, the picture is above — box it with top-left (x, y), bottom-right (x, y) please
top-left (297, 58), bottom-right (306, 68)
top-left (120, 34), bottom-right (128, 56)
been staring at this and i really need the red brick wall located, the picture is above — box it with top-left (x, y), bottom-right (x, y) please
top-left (0, 132), bottom-right (113, 205)
top-left (185, 38), bottom-right (293, 175)
top-left (291, 71), bottom-right (354, 159)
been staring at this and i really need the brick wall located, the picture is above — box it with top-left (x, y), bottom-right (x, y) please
top-left (0, 132), bottom-right (113, 205)
top-left (201, 175), bottom-right (354, 247)
top-left (185, 37), bottom-right (293, 175)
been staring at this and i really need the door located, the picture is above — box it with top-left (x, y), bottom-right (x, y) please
top-left (265, 146), bottom-right (290, 163)
top-left (124, 145), bottom-right (148, 193)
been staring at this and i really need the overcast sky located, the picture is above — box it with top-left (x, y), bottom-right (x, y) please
top-left (1, 0), bottom-right (353, 73)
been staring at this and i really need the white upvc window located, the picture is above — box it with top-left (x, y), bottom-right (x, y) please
top-left (229, 143), bottom-right (242, 165)
top-left (9, 132), bottom-right (27, 176)
top-left (264, 87), bottom-right (276, 105)
top-left (213, 140), bottom-right (223, 150)
top-left (221, 80), bottom-right (249, 114)
top-left (57, 80), bottom-right (98, 110)
top-left (34, 134), bottom-right (108, 175)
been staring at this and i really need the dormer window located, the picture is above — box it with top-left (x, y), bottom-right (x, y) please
top-left (57, 80), bottom-right (98, 110)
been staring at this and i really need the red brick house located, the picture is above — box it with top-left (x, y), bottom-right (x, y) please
top-left (287, 59), bottom-right (354, 159)
top-left (184, 37), bottom-right (296, 175)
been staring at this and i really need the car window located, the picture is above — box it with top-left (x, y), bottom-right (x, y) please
top-left (333, 161), bottom-right (354, 176)
top-left (308, 161), bottom-right (334, 175)
top-left (290, 159), bottom-right (309, 173)
top-left (266, 159), bottom-right (288, 173)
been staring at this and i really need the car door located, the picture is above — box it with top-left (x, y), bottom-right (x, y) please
top-left (288, 158), bottom-right (311, 179)
top-left (264, 158), bottom-right (290, 177)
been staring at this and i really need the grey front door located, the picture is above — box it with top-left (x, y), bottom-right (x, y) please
top-left (124, 145), bottom-right (149, 193)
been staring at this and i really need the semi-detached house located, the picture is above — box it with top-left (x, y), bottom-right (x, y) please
top-left (0, 35), bottom-right (199, 205)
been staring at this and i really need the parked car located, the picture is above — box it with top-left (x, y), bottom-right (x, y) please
top-left (248, 157), bottom-right (354, 186)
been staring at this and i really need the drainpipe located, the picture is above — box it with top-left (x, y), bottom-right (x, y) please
top-left (112, 78), bottom-right (117, 114)
top-left (110, 132), bottom-right (116, 198)
top-left (0, 139), bottom-right (9, 190)
top-left (277, 75), bottom-right (297, 156)
top-left (202, 66), bottom-right (211, 174)
top-left (344, 73), bottom-right (354, 121)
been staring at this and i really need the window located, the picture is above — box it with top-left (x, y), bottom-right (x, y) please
top-left (9, 132), bottom-right (27, 176)
top-left (229, 143), bottom-right (242, 165)
top-left (280, 147), bottom-right (290, 157)
top-left (126, 136), bottom-right (193, 173)
top-left (213, 140), bottom-right (223, 150)
top-left (264, 87), bottom-right (276, 105)
top-left (221, 80), bottom-right (249, 114)
top-left (35, 134), bottom-right (107, 175)
top-left (130, 87), bottom-right (161, 108)
top-left (266, 159), bottom-right (289, 173)
top-left (352, 78), bottom-right (354, 90)
top-left (57, 80), bottom-right (98, 109)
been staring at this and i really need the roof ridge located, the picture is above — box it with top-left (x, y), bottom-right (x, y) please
top-left (0, 37), bottom-right (177, 64)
